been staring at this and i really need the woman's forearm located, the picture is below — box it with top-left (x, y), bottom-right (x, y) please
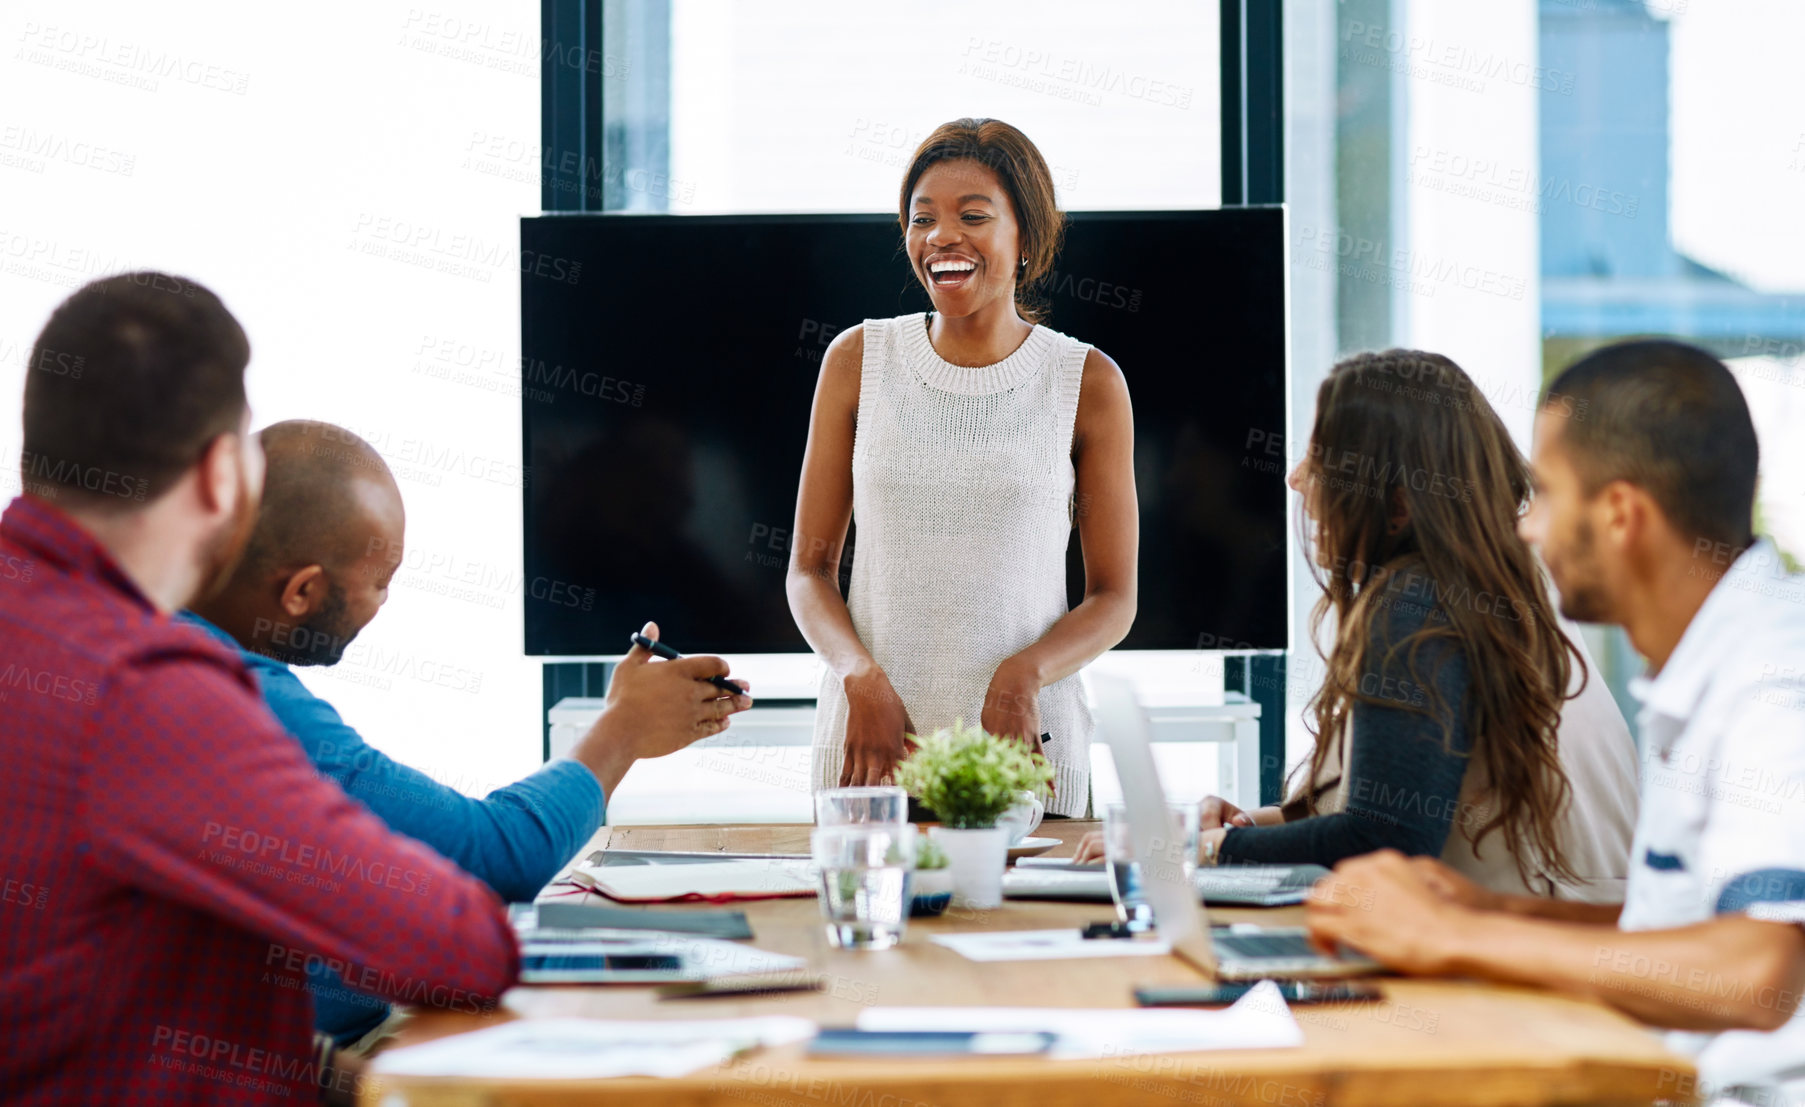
top-left (786, 569), bottom-right (878, 681)
top-left (1221, 810), bottom-right (1432, 869)
top-left (1001, 586), bottom-right (1136, 688)
top-left (786, 326), bottom-right (873, 688)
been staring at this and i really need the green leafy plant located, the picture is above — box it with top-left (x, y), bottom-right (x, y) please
top-left (915, 835), bottom-right (949, 870)
top-left (895, 719), bottom-right (1054, 830)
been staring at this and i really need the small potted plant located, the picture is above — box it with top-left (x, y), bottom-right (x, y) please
top-left (895, 719), bottom-right (1054, 909)
top-left (910, 835), bottom-right (954, 916)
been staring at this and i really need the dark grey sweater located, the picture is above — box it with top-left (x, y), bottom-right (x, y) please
top-left (1219, 569), bottom-right (1473, 866)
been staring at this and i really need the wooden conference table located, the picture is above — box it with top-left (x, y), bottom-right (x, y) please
top-left (357, 821), bottom-right (1694, 1106)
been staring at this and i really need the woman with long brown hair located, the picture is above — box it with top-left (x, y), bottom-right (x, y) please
top-left (787, 118), bottom-right (1138, 815)
top-left (1080, 350), bottom-right (1636, 899)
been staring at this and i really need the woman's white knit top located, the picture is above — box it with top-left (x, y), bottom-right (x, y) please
top-left (810, 311), bottom-right (1094, 816)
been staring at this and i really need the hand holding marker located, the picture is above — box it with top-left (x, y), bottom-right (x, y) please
top-left (629, 632), bottom-right (748, 697)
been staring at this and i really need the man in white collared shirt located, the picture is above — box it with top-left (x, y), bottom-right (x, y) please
top-left (1622, 534), bottom-right (1805, 1100)
top-left (1305, 339), bottom-right (1805, 1105)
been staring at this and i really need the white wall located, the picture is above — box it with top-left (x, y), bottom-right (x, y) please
top-left (2, 0), bottom-right (548, 797)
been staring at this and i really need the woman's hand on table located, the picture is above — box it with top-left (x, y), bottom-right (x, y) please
top-left (841, 663), bottom-right (913, 786)
top-left (1199, 795), bottom-right (1256, 830)
top-left (1071, 820), bottom-right (1236, 866)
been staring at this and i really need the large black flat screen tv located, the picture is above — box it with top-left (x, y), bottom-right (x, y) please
top-left (521, 210), bottom-right (1288, 656)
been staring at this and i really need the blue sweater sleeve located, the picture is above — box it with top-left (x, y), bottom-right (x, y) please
top-left (256, 663), bottom-right (604, 904)
top-left (1220, 579), bottom-right (1473, 867)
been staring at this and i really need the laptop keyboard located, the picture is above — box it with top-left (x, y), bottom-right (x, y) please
top-left (1197, 869), bottom-right (1287, 894)
top-left (1212, 930), bottom-right (1321, 960)
top-left (1027, 871), bottom-right (1102, 887)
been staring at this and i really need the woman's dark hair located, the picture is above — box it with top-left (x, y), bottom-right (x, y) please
top-left (24, 271), bottom-right (249, 510)
top-left (897, 118), bottom-right (1065, 323)
top-left (1295, 349), bottom-right (1581, 886)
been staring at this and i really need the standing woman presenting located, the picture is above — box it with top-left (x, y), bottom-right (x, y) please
top-left (787, 118), bottom-right (1138, 816)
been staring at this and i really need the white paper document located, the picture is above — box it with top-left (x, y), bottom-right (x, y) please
top-left (930, 928), bottom-right (1173, 962)
top-left (572, 859), bottom-right (817, 902)
top-left (371, 1016), bottom-right (817, 1079)
top-left (858, 983), bottom-right (1303, 1059)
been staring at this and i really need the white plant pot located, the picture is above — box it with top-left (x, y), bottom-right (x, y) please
top-left (928, 825), bottom-right (1011, 909)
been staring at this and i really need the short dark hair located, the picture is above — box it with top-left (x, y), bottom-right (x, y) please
top-left (899, 118), bottom-right (1065, 323)
top-left (23, 271), bottom-right (250, 510)
top-left (1543, 339), bottom-right (1757, 548)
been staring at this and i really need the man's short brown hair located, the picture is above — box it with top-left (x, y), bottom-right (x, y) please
top-left (23, 271), bottom-right (250, 509)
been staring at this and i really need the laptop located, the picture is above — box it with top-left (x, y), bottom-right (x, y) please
top-left (1090, 672), bottom-right (1380, 981)
top-left (1004, 860), bottom-right (1329, 907)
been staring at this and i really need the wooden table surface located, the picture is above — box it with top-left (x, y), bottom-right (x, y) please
top-left (356, 822), bottom-right (1695, 1107)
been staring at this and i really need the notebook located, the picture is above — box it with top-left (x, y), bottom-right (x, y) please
top-left (569, 858), bottom-right (817, 903)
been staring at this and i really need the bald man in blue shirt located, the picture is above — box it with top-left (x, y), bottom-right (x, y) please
top-left (185, 419), bottom-right (751, 1047)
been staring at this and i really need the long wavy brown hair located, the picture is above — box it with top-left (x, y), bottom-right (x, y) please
top-left (1294, 349), bottom-right (1582, 885)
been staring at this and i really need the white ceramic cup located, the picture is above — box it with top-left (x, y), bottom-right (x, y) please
top-left (996, 791), bottom-right (1046, 846)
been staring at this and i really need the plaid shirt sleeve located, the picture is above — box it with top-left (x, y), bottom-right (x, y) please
top-left (80, 645), bottom-right (519, 1006)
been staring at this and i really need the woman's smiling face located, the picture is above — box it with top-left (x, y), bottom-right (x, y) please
top-left (906, 158), bottom-right (1021, 318)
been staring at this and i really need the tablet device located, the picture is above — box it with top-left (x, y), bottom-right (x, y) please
top-left (519, 952), bottom-right (683, 983)
top-left (808, 1030), bottom-right (1056, 1057)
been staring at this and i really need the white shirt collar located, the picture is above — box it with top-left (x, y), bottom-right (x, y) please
top-left (1630, 538), bottom-right (1789, 729)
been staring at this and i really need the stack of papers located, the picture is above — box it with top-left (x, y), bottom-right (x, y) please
top-left (571, 858), bottom-right (817, 903)
top-left (371, 1017), bottom-right (817, 1080)
top-left (857, 983), bottom-right (1303, 1059)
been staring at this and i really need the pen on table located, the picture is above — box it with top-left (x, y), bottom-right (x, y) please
top-left (629, 633), bottom-right (748, 697)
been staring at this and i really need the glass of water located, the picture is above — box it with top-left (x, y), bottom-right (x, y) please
top-left (1103, 803), bottom-right (1202, 931)
top-left (811, 824), bottom-right (917, 950)
top-left (815, 786), bottom-right (909, 827)
top-left (1160, 801), bottom-right (1202, 885)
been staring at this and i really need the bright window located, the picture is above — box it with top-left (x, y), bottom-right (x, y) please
top-left (660, 0), bottom-right (1220, 214)
top-left (1, 0), bottom-right (546, 796)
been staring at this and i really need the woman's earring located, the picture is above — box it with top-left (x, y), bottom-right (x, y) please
top-left (1019, 256), bottom-right (1027, 270)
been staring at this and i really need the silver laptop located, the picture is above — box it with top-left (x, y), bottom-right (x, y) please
top-left (1005, 860), bottom-right (1330, 907)
top-left (1091, 672), bottom-right (1379, 981)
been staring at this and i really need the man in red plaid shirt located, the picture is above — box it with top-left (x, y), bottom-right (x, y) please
top-left (0, 273), bottom-right (749, 1103)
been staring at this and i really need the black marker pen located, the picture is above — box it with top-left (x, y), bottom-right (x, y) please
top-left (628, 632), bottom-right (747, 697)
